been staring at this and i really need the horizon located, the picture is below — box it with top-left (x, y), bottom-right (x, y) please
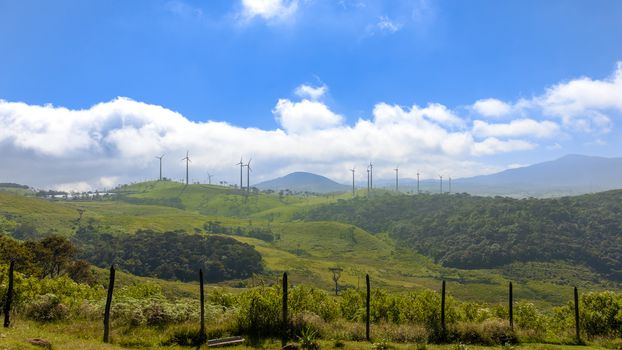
top-left (2, 1), bottom-right (622, 191)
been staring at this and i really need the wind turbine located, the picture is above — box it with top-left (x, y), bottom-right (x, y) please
top-left (350, 167), bottom-right (356, 197)
top-left (439, 175), bottom-right (443, 194)
top-left (155, 154), bottom-right (164, 181)
top-left (417, 171), bottom-right (420, 194)
top-left (245, 158), bottom-right (252, 193)
top-left (394, 166), bottom-right (399, 192)
top-left (369, 162), bottom-right (374, 189)
top-left (449, 176), bottom-right (452, 194)
top-left (207, 173), bottom-right (214, 185)
top-left (366, 168), bottom-right (370, 196)
top-left (181, 151), bottom-right (191, 185)
top-left (236, 157), bottom-right (244, 189)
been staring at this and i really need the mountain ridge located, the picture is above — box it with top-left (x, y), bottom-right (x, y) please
top-left (254, 171), bottom-right (350, 193)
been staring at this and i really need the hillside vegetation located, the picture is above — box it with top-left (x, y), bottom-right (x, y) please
top-left (298, 191), bottom-right (622, 280)
top-left (2, 182), bottom-right (621, 305)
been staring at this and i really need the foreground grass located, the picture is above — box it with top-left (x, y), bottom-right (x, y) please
top-left (0, 320), bottom-right (613, 350)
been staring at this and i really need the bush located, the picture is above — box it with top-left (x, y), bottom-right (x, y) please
top-left (451, 319), bottom-right (517, 345)
top-left (25, 294), bottom-right (69, 322)
top-left (374, 323), bottom-right (428, 343)
top-left (290, 285), bottom-right (339, 321)
top-left (235, 286), bottom-right (281, 336)
top-left (580, 291), bottom-right (622, 338)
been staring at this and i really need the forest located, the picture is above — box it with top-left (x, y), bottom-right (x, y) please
top-left (299, 190), bottom-right (622, 279)
top-left (73, 228), bottom-right (264, 282)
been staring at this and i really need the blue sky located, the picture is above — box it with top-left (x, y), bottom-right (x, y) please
top-left (1, 0), bottom-right (622, 190)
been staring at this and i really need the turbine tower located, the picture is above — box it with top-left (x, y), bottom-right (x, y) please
top-left (236, 157), bottom-right (244, 189)
top-left (449, 176), bottom-right (452, 194)
top-left (350, 167), bottom-right (356, 197)
top-left (394, 166), bottom-right (399, 192)
top-left (155, 154), bottom-right (164, 181)
top-left (245, 158), bottom-right (252, 193)
top-left (369, 162), bottom-right (374, 189)
top-left (181, 151), bottom-right (191, 185)
top-left (366, 168), bottom-right (370, 196)
top-left (417, 171), bottom-right (420, 194)
top-left (207, 173), bottom-right (214, 185)
top-left (439, 175), bottom-right (443, 194)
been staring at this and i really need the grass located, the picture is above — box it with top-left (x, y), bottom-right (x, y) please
top-left (0, 320), bottom-right (612, 349)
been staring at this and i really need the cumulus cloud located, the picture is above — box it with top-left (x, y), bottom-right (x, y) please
top-left (0, 96), bottom-right (529, 190)
top-left (2, 63), bottom-right (621, 190)
top-left (536, 62), bottom-right (622, 132)
top-left (240, 0), bottom-right (298, 22)
top-left (273, 98), bottom-right (343, 134)
top-left (472, 119), bottom-right (560, 139)
top-left (294, 84), bottom-right (327, 100)
top-left (472, 62), bottom-right (622, 132)
top-left (472, 98), bottom-right (512, 117)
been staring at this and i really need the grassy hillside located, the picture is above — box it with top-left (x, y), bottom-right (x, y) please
top-left (299, 191), bottom-right (622, 281)
top-left (1, 182), bottom-right (620, 307)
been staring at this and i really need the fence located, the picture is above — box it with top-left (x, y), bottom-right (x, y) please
top-left (1, 264), bottom-right (586, 345)
top-left (98, 267), bottom-right (583, 345)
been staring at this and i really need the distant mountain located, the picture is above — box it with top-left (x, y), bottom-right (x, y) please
top-left (255, 172), bottom-right (349, 194)
top-left (455, 154), bottom-right (622, 197)
top-left (372, 155), bottom-right (622, 197)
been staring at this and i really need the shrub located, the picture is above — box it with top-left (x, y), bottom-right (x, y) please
top-left (289, 285), bottom-right (339, 321)
top-left (451, 319), bottom-right (517, 345)
top-left (235, 286), bottom-right (281, 336)
top-left (374, 323), bottom-right (428, 343)
top-left (25, 294), bottom-right (69, 322)
top-left (297, 327), bottom-right (320, 350)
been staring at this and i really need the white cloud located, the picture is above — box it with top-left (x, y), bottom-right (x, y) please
top-left (294, 84), bottom-right (327, 100)
top-left (376, 16), bottom-right (402, 33)
top-left (0, 96), bottom-right (532, 190)
top-left (273, 98), bottom-right (343, 134)
top-left (472, 119), bottom-right (560, 139)
top-left (536, 62), bottom-right (622, 132)
top-left (472, 98), bottom-right (512, 118)
top-left (240, 0), bottom-right (298, 22)
top-left (3, 63), bottom-right (621, 190)
top-left (471, 138), bottom-right (535, 156)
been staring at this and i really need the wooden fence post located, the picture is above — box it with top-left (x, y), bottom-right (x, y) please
top-left (103, 265), bottom-right (115, 343)
top-left (366, 274), bottom-right (370, 342)
top-left (282, 272), bottom-right (288, 347)
top-left (3, 260), bottom-right (14, 328)
top-left (441, 280), bottom-right (446, 340)
top-left (199, 269), bottom-right (206, 343)
top-left (509, 281), bottom-right (514, 330)
top-left (574, 286), bottom-right (581, 344)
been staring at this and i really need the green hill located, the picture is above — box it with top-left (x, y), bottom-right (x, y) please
top-left (2, 181), bottom-right (621, 306)
top-left (299, 190), bottom-right (622, 281)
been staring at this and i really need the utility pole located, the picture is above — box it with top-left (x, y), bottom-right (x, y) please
top-left (440, 175), bottom-right (443, 194)
top-left (449, 176), bottom-right (452, 194)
